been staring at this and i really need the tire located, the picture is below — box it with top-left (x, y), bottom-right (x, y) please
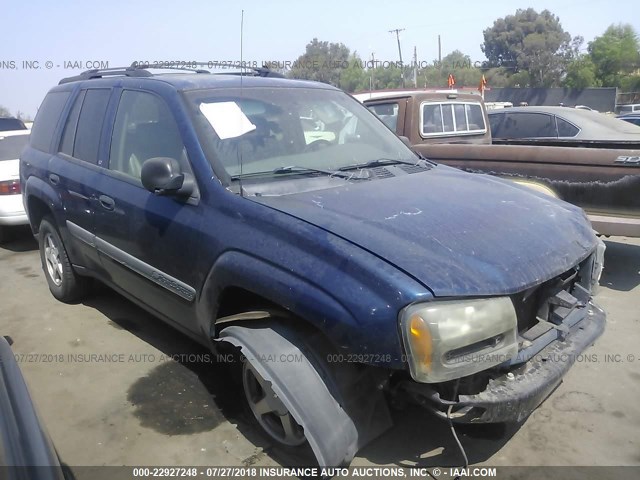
top-left (0, 226), bottom-right (5, 244)
top-left (38, 216), bottom-right (88, 303)
top-left (241, 357), bottom-right (309, 449)
top-left (219, 323), bottom-right (366, 467)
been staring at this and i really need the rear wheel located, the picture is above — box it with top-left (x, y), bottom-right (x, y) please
top-left (39, 216), bottom-right (88, 303)
top-left (0, 226), bottom-right (5, 244)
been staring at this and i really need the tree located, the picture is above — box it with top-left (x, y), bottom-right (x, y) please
top-left (337, 53), bottom-right (367, 92)
top-left (288, 38), bottom-right (352, 87)
top-left (481, 8), bottom-right (574, 87)
top-left (0, 105), bottom-right (11, 117)
top-left (588, 24), bottom-right (640, 89)
top-left (563, 55), bottom-right (601, 88)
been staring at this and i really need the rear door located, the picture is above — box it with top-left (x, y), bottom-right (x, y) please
top-left (48, 88), bottom-right (112, 272)
top-left (93, 89), bottom-right (203, 333)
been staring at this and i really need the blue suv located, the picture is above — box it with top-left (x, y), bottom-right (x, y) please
top-left (20, 65), bottom-right (606, 467)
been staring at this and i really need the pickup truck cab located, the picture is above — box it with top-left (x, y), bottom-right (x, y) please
top-left (21, 68), bottom-right (605, 467)
top-left (357, 89), bottom-right (640, 237)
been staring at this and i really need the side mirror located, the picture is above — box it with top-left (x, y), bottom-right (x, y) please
top-left (141, 157), bottom-right (194, 197)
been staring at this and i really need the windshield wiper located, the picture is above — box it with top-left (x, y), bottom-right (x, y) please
top-left (231, 165), bottom-right (370, 181)
top-left (272, 165), bottom-right (370, 180)
top-left (338, 157), bottom-right (433, 171)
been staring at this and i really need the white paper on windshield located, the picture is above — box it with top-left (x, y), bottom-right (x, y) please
top-left (200, 102), bottom-right (256, 140)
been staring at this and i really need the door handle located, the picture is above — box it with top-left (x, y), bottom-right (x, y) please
top-left (48, 174), bottom-right (60, 186)
top-left (98, 195), bottom-right (115, 211)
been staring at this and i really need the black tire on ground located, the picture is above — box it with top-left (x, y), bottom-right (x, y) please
top-left (38, 216), bottom-right (88, 303)
top-left (0, 226), bottom-right (5, 244)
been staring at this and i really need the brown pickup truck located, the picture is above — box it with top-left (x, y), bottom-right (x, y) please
top-left (355, 90), bottom-right (640, 237)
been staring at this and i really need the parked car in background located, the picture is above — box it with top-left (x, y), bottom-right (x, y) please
top-left (359, 90), bottom-right (640, 237)
top-left (617, 113), bottom-right (640, 127)
top-left (0, 117), bottom-right (27, 132)
top-left (0, 130), bottom-right (30, 243)
top-left (20, 65), bottom-right (606, 467)
top-left (488, 106), bottom-right (640, 147)
top-left (617, 104), bottom-right (640, 114)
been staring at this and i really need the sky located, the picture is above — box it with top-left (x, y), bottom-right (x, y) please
top-left (1, 0), bottom-right (639, 117)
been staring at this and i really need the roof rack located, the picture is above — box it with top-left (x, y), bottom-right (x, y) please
top-left (59, 62), bottom-right (283, 84)
top-left (59, 65), bottom-right (152, 84)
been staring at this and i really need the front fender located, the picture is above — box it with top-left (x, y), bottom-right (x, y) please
top-left (198, 250), bottom-right (358, 353)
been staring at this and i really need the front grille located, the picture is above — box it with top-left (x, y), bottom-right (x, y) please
top-left (512, 254), bottom-right (593, 339)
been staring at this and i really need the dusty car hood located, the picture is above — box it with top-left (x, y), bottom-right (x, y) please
top-left (252, 166), bottom-right (597, 297)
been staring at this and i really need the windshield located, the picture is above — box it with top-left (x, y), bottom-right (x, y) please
top-left (185, 87), bottom-right (417, 180)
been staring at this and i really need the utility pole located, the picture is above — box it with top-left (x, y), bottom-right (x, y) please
top-left (370, 52), bottom-right (376, 95)
top-left (438, 35), bottom-right (442, 66)
top-left (389, 28), bottom-right (405, 87)
top-left (413, 46), bottom-right (418, 88)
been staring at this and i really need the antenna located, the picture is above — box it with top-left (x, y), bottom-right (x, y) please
top-left (238, 9), bottom-right (245, 197)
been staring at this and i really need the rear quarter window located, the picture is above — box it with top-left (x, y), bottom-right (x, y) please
top-left (30, 91), bottom-right (70, 152)
top-left (557, 117), bottom-right (580, 137)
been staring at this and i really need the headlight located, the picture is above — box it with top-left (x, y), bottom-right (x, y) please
top-left (400, 297), bottom-right (518, 383)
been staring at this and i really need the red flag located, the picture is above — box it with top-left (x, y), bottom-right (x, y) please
top-left (447, 73), bottom-right (456, 88)
top-left (478, 74), bottom-right (487, 92)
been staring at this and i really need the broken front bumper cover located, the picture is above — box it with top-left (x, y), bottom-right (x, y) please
top-left (402, 301), bottom-right (606, 423)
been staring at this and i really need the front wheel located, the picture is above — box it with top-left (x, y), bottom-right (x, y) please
top-left (242, 359), bottom-right (307, 447)
top-left (39, 216), bottom-right (88, 303)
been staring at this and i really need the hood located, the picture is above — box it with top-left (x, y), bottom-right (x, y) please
top-left (252, 166), bottom-right (597, 297)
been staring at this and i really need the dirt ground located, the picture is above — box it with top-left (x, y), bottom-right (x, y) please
top-left (1, 227), bottom-right (638, 478)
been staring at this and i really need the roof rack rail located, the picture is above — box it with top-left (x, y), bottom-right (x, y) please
top-left (58, 66), bottom-right (152, 84)
top-left (58, 62), bottom-right (284, 85)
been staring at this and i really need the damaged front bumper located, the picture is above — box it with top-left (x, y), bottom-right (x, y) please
top-left (401, 301), bottom-right (606, 423)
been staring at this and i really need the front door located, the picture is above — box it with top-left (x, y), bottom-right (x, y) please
top-left (93, 89), bottom-right (203, 334)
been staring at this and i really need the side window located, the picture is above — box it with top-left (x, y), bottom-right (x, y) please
top-left (59, 91), bottom-right (85, 156)
top-left (109, 90), bottom-right (188, 181)
top-left (30, 91), bottom-right (71, 152)
top-left (556, 117), bottom-right (580, 137)
top-left (73, 89), bottom-right (111, 163)
top-left (367, 102), bottom-right (399, 132)
top-left (500, 113), bottom-right (556, 138)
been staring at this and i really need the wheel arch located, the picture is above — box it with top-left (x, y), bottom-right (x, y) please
top-left (24, 176), bottom-right (60, 234)
top-left (199, 250), bottom-right (360, 353)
